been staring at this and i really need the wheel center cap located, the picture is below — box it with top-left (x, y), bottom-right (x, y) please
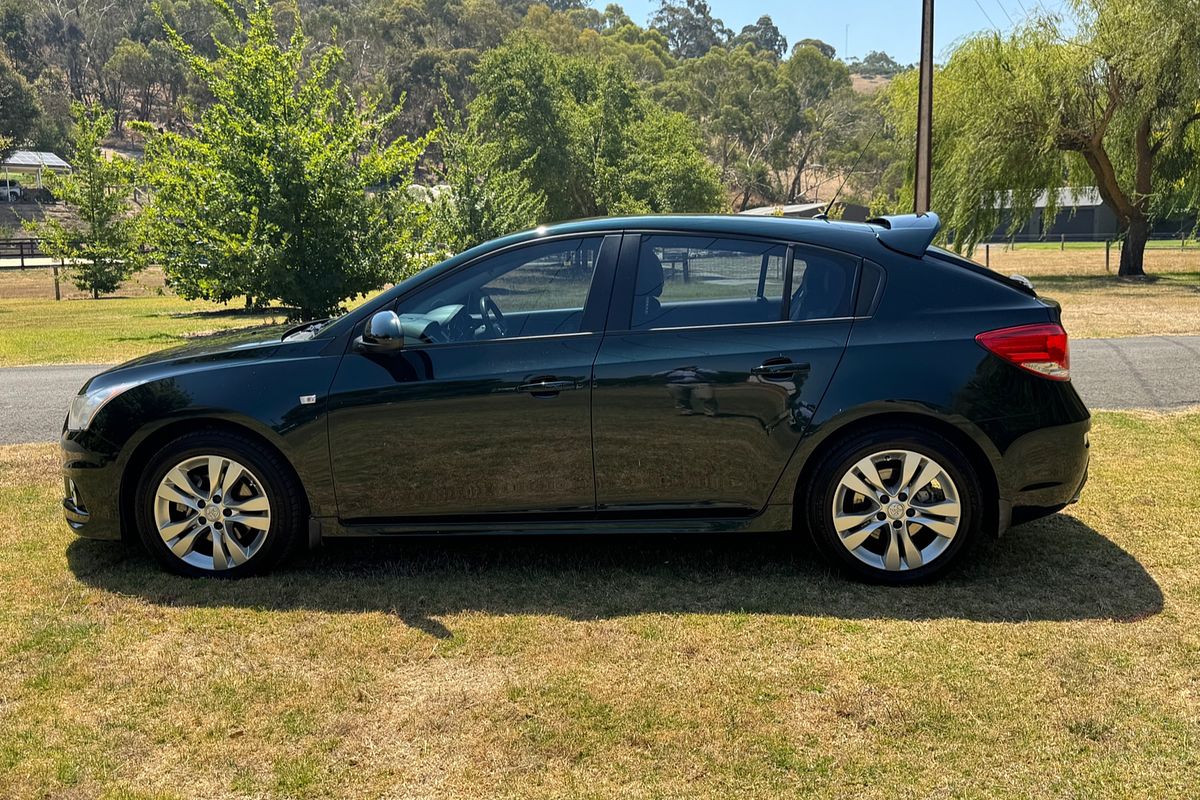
top-left (203, 505), bottom-right (221, 522)
top-left (886, 502), bottom-right (905, 520)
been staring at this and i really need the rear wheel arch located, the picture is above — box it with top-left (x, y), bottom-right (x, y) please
top-left (791, 411), bottom-right (1000, 536)
top-left (119, 417), bottom-right (310, 542)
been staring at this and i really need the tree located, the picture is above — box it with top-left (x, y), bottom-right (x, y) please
top-left (658, 44), bottom-right (800, 209)
top-left (794, 38), bottom-right (836, 60)
top-left (733, 15), bottom-right (787, 60)
top-left (139, 1), bottom-right (430, 319)
top-left (470, 35), bottom-right (724, 220)
top-left (427, 114), bottom-right (545, 253)
top-left (0, 50), bottom-right (36, 157)
top-left (25, 105), bottom-right (145, 298)
top-left (848, 50), bottom-right (905, 77)
top-left (649, 0), bottom-right (730, 59)
top-left (881, 0), bottom-right (1200, 277)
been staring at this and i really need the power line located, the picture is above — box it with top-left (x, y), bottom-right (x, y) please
top-left (971, 0), bottom-right (1000, 32)
top-left (993, 0), bottom-right (1016, 26)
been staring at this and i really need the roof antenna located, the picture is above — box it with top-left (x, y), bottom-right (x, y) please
top-left (816, 126), bottom-right (880, 220)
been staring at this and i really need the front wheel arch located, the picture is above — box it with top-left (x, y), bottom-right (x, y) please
top-left (791, 411), bottom-right (1000, 538)
top-left (119, 418), bottom-right (310, 543)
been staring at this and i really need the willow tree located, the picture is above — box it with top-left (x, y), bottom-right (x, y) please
top-left (882, 0), bottom-right (1200, 277)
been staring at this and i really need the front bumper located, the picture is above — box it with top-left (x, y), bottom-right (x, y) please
top-left (61, 429), bottom-right (124, 541)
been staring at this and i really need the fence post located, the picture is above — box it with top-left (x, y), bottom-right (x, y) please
top-left (1060, 234), bottom-right (1065, 251)
top-left (985, 243), bottom-right (990, 267)
top-left (1105, 240), bottom-right (1111, 273)
top-left (20, 240), bottom-right (25, 269)
top-left (52, 263), bottom-right (61, 301)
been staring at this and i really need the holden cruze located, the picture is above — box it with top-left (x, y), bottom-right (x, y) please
top-left (61, 213), bottom-right (1089, 584)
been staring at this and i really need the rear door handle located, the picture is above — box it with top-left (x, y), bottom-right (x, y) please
top-left (751, 360), bottom-right (809, 377)
top-left (516, 379), bottom-right (579, 397)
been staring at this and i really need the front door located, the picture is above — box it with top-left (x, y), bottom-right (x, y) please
top-left (591, 234), bottom-right (858, 515)
top-left (327, 235), bottom-right (619, 522)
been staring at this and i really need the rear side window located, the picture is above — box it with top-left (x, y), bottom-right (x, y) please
top-left (632, 235), bottom-right (787, 329)
top-left (789, 246), bottom-right (859, 321)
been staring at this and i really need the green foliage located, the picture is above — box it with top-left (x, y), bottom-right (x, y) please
top-left (0, 50), bottom-right (36, 156)
top-left (470, 34), bottom-right (724, 222)
top-left (24, 105), bottom-right (145, 297)
top-left (649, 0), bottom-right (730, 60)
top-left (880, 0), bottom-right (1200, 276)
top-left (427, 115), bottom-right (545, 253)
top-left (733, 15), bottom-right (787, 60)
top-left (138, 1), bottom-right (431, 319)
top-left (847, 50), bottom-right (906, 78)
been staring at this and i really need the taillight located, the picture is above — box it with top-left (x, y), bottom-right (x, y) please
top-left (976, 323), bottom-right (1070, 381)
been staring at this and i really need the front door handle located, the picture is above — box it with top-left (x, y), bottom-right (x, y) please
top-left (516, 379), bottom-right (579, 397)
top-left (751, 360), bottom-right (809, 377)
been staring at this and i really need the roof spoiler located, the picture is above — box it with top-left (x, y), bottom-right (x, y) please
top-left (866, 212), bottom-right (941, 257)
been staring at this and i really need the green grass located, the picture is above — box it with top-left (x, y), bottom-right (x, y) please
top-left (1, 410), bottom-right (1198, 797)
top-left (0, 296), bottom-right (291, 367)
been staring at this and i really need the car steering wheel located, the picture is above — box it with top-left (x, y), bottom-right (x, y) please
top-left (479, 294), bottom-right (507, 338)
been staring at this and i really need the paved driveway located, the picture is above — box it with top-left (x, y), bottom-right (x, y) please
top-left (1, 335), bottom-right (1198, 445)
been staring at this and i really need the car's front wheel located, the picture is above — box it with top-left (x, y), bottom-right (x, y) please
top-left (803, 427), bottom-right (982, 584)
top-left (134, 431), bottom-right (305, 577)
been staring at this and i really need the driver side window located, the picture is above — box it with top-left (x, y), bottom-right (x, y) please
top-left (395, 237), bottom-right (604, 344)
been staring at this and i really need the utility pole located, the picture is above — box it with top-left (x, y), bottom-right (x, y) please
top-left (913, 0), bottom-right (934, 214)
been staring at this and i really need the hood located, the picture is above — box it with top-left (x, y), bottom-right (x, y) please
top-left (82, 324), bottom-right (293, 393)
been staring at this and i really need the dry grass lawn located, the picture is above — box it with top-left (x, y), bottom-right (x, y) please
top-left (980, 246), bottom-right (1200, 339)
top-left (1, 410), bottom-right (1198, 798)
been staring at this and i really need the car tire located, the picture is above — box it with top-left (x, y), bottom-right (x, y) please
top-left (801, 426), bottom-right (982, 585)
top-left (134, 430), bottom-right (306, 577)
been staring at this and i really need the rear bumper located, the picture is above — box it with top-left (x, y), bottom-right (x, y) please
top-left (1000, 416), bottom-right (1090, 525)
top-left (61, 430), bottom-right (124, 541)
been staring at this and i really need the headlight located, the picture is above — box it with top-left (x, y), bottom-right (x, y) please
top-left (66, 381), bottom-right (138, 432)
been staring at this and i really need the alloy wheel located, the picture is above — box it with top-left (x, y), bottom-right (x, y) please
top-left (830, 449), bottom-right (962, 572)
top-left (153, 454), bottom-right (272, 571)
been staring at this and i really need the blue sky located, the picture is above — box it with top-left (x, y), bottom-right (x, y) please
top-left (614, 0), bottom-right (1068, 63)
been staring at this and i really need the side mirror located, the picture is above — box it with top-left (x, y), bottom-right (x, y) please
top-left (355, 310), bottom-right (404, 353)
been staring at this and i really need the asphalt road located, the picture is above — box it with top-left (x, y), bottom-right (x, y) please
top-left (1, 335), bottom-right (1197, 445)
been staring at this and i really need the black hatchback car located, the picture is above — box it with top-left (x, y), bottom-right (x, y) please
top-left (61, 213), bottom-right (1089, 584)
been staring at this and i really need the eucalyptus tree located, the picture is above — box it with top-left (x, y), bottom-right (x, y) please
top-left (882, 0), bottom-right (1200, 277)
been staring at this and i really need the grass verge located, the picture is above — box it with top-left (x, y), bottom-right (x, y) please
top-left (1, 411), bottom-right (1198, 798)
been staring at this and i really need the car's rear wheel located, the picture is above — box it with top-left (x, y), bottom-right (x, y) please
top-left (134, 431), bottom-right (305, 577)
top-left (802, 427), bottom-right (982, 584)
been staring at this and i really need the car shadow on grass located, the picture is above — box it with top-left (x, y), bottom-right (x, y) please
top-left (65, 513), bottom-right (1162, 634)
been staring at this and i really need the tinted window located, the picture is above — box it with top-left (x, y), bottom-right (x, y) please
top-left (632, 236), bottom-right (787, 330)
top-left (789, 246), bottom-right (859, 321)
top-left (395, 237), bottom-right (603, 343)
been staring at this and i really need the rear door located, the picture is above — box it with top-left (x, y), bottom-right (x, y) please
top-left (590, 233), bottom-right (858, 516)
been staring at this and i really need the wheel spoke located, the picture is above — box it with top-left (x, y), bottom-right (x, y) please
top-left (906, 459), bottom-right (942, 496)
top-left (169, 525), bottom-right (206, 558)
top-left (912, 498), bottom-right (960, 517)
top-left (222, 532), bottom-right (250, 566)
top-left (834, 508), bottom-right (879, 534)
top-left (841, 522), bottom-right (883, 551)
top-left (912, 514), bottom-right (957, 538)
top-left (207, 456), bottom-right (224, 495)
top-left (840, 470), bottom-right (879, 500)
top-left (158, 515), bottom-right (197, 542)
top-left (227, 512), bottom-right (270, 532)
top-left (853, 456), bottom-right (887, 494)
top-left (211, 529), bottom-right (230, 570)
top-left (226, 495), bottom-right (269, 513)
top-left (883, 528), bottom-right (902, 570)
top-left (898, 451), bottom-right (921, 495)
top-left (158, 481), bottom-right (198, 509)
top-left (899, 526), bottom-right (923, 568)
top-left (222, 463), bottom-right (246, 495)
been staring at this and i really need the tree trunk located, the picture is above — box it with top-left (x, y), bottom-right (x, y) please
top-left (738, 186), bottom-right (753, 211)
top-left (1118, 216), bottom-right (1149, 278)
